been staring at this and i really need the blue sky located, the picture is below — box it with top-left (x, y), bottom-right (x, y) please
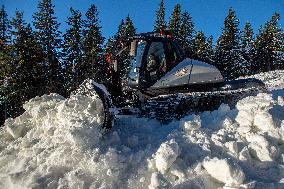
top-left (2, 0), bottom-right (284, 43)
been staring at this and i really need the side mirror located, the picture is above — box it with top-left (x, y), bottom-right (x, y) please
top-left (130, 40), bottom-right (137, 57)
top-left (113, 60), bottom-right (118, 72)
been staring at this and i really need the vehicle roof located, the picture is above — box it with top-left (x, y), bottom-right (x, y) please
top-left (132, 32), bottom-right (174, 41)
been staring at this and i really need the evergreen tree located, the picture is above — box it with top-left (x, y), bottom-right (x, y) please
top-left (252, 26), bottom-right (266, 73)
top-left (215, 8), bottom-right (244, 79)
top-left (168, 7), bottom-right (195, 58)
top-left (270, 13), bottom-right (284, 70)
top-left (116, 19), bottom-right (126, 40)
top-left (0, 5), bottom-right (12, 82)
top-left (205, 35), bottom-right (215, 64)
top-left (120, 15), bottom-right (136, 78)
top-left (114, 16), bottom-right (136, 46)
top-left (124, 15), bottom-right (136, 39)
top-left (168, 4), bottom-right (181, 37)
top-left (2, 10), bottom-right (45, 123)
top-left (253, 13), bottom-right (284, 72)
top-left (0, 5), bottom-right (13, 125)
top-left (178, 11), bottom-right (195, 57)
top-left (0, 5), bottom-right (11, 51)
top-left (192, 32), bottom-right (214, 63)
top-left (153, 0), bottom-right (166, 32)
top-left (193, 31), bottom-right (209, 62)
top-left (33, 0), bottom-right (63, 93)
top-left (105, 18), bottom-right (126, 86)
top-left (115, 16), bottom-right (136, 80)
top-left (103, 36), bottom-right (115, 84)
top-left (63, 7), bottom-right (83, 94)
top-left (82, 4), bottom-right (104, 83)
top-left (112, 16), bottom-right (136, 61)
top-left (241, 22), bottom-right (254, 75)
top-left (106, 16), bottom-right (136, 91)
top-left (193, 31), bottom-right (206, 60)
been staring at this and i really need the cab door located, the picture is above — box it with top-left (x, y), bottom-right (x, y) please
top-left (143, 40), bottom-right (167, 86)
top-left (164, 41), bottom-right (183, 72)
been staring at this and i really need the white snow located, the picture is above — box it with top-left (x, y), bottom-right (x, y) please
top-left (153, 139), bottom-right (180, 174)
top-left (1, 70), bottom-right (284, 189)
top-left (202, 157), bottom-right (245, 187)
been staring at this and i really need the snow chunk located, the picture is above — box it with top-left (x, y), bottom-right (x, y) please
top-left (154, 139), bottom-right (180, 174)
top-left (254, 111), bottom-right (275, 132)
top-left (202, 157), bottom-right (245, 187)
top-left (5, 117), bottom-right (28, 139)
top-left (148, 172), bottom-right (172, 189)
top-left (180, 115), bottom-right (201, 132)
top-left (278, 96), bottom-right (284, 106)
top-left (246, 133), bottom-right (278, 161)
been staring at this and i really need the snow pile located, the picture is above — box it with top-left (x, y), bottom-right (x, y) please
top-left (0, 93), bottom-right (106, 188)
top-left (246, 70), bottom-right (284, 90)
top-left (1, 71), bottom-right (284, 189)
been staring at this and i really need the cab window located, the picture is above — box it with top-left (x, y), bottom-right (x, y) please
top-left (165, 42), bottom-right (179, 71)
top-left (146, 42), bottom-right (166, 81)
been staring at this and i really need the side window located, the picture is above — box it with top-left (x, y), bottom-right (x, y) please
top-left (144, 41), bottom-right (166, 82)
top-left (166, 42), bottom-right (178, 70)
top-left (147, 42), bottom-right (165, 68)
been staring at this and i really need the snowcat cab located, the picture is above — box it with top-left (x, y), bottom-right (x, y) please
top-left (122, 32), bottom-right (224, 97)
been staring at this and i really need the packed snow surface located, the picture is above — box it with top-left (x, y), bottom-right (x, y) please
top-left (1, 70), bottom-right (284, 189)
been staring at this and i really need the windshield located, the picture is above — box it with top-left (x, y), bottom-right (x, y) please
top-left (132, 40), bottom-right (146, 68)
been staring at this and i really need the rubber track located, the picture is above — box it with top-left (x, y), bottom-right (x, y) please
top-left (142, 86), bottom-right (265, 122)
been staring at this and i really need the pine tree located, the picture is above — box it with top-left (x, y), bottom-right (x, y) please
top-left (114, 16), bottom-right (136, 81)
top-left (153, 0), bottom-right (166, 32)
top-left (125, 15), bottom-right (136, 39)
top-left (63, 7), bottom-right (83, 94)
top-left (215, 8), bottom-right (244, 79)
top-left (193, 31), bottom-right (207, 61)
top-left (0, 5), bottom-right (13, 125)
top-left (0, 5), bottom-right (11, 51)
top-left (115, 19), bottom-right (125, 41)
top-left (105, 16), bottom-right (136, 91)
top-left (114, 16), bottom-right (136, 46)
top-left (103, 37), bottom-right (115, 85)
top-left (33, 0), bottom-right (63, 94)
top-left (120, 15), bottom-right (136, 79)
top-left (241, 22), bottom-right (254, 75)
top-left (112, 16), bottom-right (136, 61)
top-left (3, 10), bottom-right (45, 123)
top-left (168, 4), bottom-right (181, 37)
top-left (253, 13), bottom-right (284, 72)
top-left (252, 26), bottom-right (266, 73)
top-left (106, 19), bottom-right (125, 85)
top-left (205, 35), bottom-right (215, 64)
top-left (82, 4), bottom-right (104, 83)
top-left (0, 5), bottom-right (12, 81)
top-left (192, 32), bottom-right (214, 63)
top-left (269, 13), bottom-right (284, 70)
top-left (178, 11), bottom-right (195, 57)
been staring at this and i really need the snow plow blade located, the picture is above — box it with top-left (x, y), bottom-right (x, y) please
top-left (72, 79), bottom-right (114, 129)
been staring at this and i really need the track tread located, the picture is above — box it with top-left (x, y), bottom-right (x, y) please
top-left (142, 84), bottom-right (266, 122)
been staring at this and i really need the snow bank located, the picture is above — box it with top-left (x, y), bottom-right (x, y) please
top-left (0, 93), bottom-right (106, 188)
top-left (251, 70), bottom-right (284, 90)
top-left (1, 71), bottom-right (284, 189)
